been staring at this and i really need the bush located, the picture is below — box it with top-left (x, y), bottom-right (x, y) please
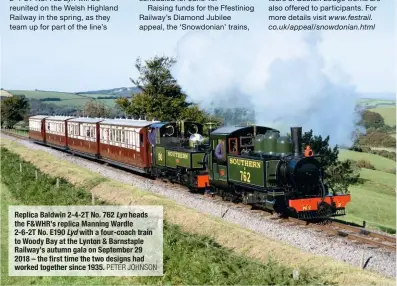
top-left (359, 110), bottom-right (385, 129)
top-left (349, 145), bottom-right (371, 153)
top-left (358, 131), bottom-right (396, 148)
top-left (355, 159), bottom-right (376, 170)
top-left (325, 159), bottom-right (360, 194)
top-left (369, 149), bottom-right (396, 161)
top-left (302, 130), bottom-right (360, 194)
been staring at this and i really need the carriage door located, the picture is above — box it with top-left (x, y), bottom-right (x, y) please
top-left (42, 120), bottom-right (46, 142)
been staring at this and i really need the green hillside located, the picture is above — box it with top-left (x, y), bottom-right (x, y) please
top-left (7, 90), bottom-right (117, 108)
top-left (345, 167), bottom-right (396, 232)
top-left (345, 181), bottom-right (396, 232)
top-left (8, 90), bottom-right (84, 100)
top-left (339, 149), bottom-right (395, 172)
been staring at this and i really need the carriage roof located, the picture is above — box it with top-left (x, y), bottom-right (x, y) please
top-left (68, 118), bottom-right (104, 123)
top-left (29, 115), bottom-right (49, 120)
top-left (45, 116), bottom-right (75, 121)
top-left (100, 119), bottom-right (159, 128)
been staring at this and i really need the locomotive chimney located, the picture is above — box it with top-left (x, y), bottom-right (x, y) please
top-left (290, 127), bottom-right (302, 156)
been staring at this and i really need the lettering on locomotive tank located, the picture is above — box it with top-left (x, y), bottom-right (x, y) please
top-left (229, 158), bottom-right (262, 168)
top-left (167, 151), bottom-right (189, 159)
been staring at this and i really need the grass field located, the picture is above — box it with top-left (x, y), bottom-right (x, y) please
top-left (344, 174), bottom-right (396, 233)
top-left (339, 148), bottom-right (396, 232)
top-left (369, 106), bottom-right (396, 126)
top-left (340, 152), bottom-right (396, 232)
top-left (6, 90), bottom-right (117, 108)
top-left (339, 149), bottom-right (396, 172)
top-left (1, 138), bottom-right (394, 285)
top-left (0, 148), bottom-right (321, 285)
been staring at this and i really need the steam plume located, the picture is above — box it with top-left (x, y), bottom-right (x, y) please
top-left (171, 30), bottom-right (360, 146)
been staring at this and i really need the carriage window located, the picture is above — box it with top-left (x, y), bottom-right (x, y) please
top-left (116, 130), bottom-right (121, 142)
top-left (125, 131), bottom-right (129, 144)
top-left (228, 138), bottom-right (238, 155)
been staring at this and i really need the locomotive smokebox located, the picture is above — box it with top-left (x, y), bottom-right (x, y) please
top-left (290, 127), bottom-right (302, 156)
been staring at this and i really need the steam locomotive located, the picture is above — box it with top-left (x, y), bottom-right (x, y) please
top-left (28, 115), bottom-right (350, 219)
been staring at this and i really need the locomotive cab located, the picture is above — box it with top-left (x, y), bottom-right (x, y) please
top-left (150, 120), bottom-right (210, 191)
top-left (150, 121), bottom-right (204, 148)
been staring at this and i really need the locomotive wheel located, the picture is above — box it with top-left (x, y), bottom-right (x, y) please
top-left (317, 202), bottom-right (333, 219)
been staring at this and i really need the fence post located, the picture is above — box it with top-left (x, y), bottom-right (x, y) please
top-left (293, 269), bottom-right (299, 280)
top-left (56, 178), bottom-right (60, 188)
top-left (92, 193), bottom-right (95, 205)
top-left (20, 163), bottom-right (22, 173)
top-left (35, 170), bottom-right (38, 180)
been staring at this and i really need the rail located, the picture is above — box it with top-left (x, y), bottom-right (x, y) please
top-left (283, 217), bottom-right (396, 252)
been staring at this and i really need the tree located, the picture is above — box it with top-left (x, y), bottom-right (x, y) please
top-left (213, 107), bottom-right (255, 126)
top-left (0, 95), bottom-right (30, 128)
top-left (359, 110), bottom-right (385, 130)
top-left (82, 99), bottom-right (112, 118)
top-left (181, 105), bottom-right (211, 124)
top-left (116, 56), bottom-right (193, 121)
top-left (302, 130), bottom-right (359, 194)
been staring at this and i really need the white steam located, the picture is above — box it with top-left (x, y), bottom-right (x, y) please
top-left (171, 30), bottom-right (360, 146)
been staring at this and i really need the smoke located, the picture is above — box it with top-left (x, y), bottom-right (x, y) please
top-left (171, 30), bottom-right (361, 147)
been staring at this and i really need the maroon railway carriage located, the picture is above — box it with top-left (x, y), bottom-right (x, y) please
top-left (67, 117), bottom-right (104, 158)
top-left (45, 116), bottom-right (74, 149)
top-left (98, 119), bottom-right (158, 173)
top-left (29, 115), bottom-right (49, 143)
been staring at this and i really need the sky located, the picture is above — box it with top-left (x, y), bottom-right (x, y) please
top-left (0, 0), bottom-right (396, 96)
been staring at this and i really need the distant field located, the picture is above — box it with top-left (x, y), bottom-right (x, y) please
top-left (6, 90), bottom-right (117, 108)
top-left (369, 106), bottom-right (396, 126)
top-left (357, 98), bottom-right (396, 108)
top-left (339, 149), bottom-right (396, 172)
top-left (8, 90), bottom-right (84, 100)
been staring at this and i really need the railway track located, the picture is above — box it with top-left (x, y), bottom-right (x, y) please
top-left (281, 217), bottom-right (396, 252)
top-left (3, 130), bottom-right (396, 253)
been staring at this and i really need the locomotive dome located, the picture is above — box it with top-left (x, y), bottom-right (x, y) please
top-left (189, 133), bottom-right (204, 146)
